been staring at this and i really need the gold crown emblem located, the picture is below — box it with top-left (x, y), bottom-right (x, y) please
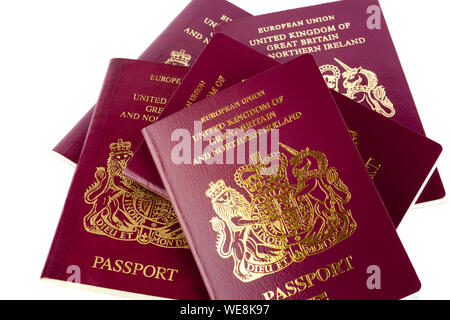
top-left (319, 64), bottom-right (341, 78)
top-left (165, 49), bottom-right (192, 67)
top-left (320, 64), bottom-right (341, 90)
top-left (110, 139), bottom-right (132, 153)
top-left (234, 152), bottom-right (288, 196)
top-left (206, 179), bottom-right (228, 201)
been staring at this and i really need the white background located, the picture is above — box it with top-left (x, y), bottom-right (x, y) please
top-left (0, 0), bottom-right (448, 300)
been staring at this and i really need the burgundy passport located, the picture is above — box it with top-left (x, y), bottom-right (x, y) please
top-left (42, 59), bottom-right (209, 299)
top-left (215, 0), bottom-right (445, 205)
top-left (53, 0), bottom-right (250, 165)
top-left (125, 34), bottom-right (442, 228)
top-left (143, 54), bottom-right (421, 300)
top-left (331, 92), bottom-right (442, 227)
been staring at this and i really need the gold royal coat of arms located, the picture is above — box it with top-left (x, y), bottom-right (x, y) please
top-left (206, 144), bottom-right (357, 282)
top-left (83, 139), bottom-right (188, 249)
top-left (320, 58), bottom-right (396, 118)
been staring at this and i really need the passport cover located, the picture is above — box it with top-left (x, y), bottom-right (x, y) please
top-left (53, 0), bottom-right (251, 165)
top-left (331, 91), bottom-right (442, 227)
top-left (143, 54), bottom-right (421, 300)
top-left (215, 0), bottom-right (445, 205)
top-left (42, 59), bottom-right (209, 299)
top-left (126, 34), bottom-right (442, 228)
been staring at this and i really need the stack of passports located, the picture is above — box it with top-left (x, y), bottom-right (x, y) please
top-left (43, 0), bottom-right (444, 300)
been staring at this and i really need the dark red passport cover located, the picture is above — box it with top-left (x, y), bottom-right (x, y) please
top-left (215, 0), bottom-right (445, 205)
top-left (331, 92), bottom-right (442, 227)
top-left (42, 59), bottom-right (209, 299)
top-left (125, 34), bottom-right (442, 228)
top-left (143, 54), bottom-right (421, 300)
top-left (52, 0), bottom-right (251, 165)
